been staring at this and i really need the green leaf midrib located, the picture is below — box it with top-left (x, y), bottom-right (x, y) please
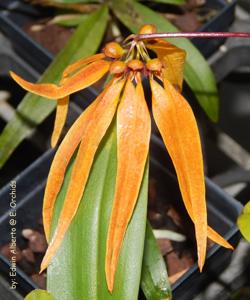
top-left (95, 125), bottom-right (117, 299)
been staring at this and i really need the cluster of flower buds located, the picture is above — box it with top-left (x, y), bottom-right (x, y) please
top-left (103, 25), bottom-right (162, 78)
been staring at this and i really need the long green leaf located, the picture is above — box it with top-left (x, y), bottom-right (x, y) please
top-left (111, 1), bottom-right (219, 121)
top-left (0, 5), bottom-right (108, 168)
top-left (47, 121), bottom-right (148, 300)
top-left (24, 289), bottom-right (56, 300)
top-left (141, 222), bottom-right (171, 300)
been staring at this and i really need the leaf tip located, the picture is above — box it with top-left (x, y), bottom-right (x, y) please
top-left (210, 112), bottom-right (219, 123)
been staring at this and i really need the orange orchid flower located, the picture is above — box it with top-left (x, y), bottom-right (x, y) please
top-left (10, 24), bottom-right (233, 293)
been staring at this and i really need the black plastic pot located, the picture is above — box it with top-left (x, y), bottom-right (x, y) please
top-left (0, 0), bottom-right (236, 71)
top-left (0, 35), bottom-right (44, 189)
top-left (0, 150), bottom-right (53, 298)
top-left (203, 19), bottom-right (250, 202)
top-left (192, 0), bottom-right (236, 57)
top-left (0, 134), bottom-right (242, 299)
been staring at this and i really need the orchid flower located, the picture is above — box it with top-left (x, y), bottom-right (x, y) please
top-left (10, 24), bottom-right (233, 292)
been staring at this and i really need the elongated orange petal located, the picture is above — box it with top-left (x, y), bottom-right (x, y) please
top-left (105, 78), bottom-right (151, 292)
top-left (62, 53), bottom-right (105, 79)
top-left (50, 55), bottom-right (105, 148)
top-left (10, 60), bottom-right (110, 99)
top-left (174, 177), bottom-right (233, 249)
top-left (40, 79), bottom-right (125, 273)
top-left (208, 227), bottom-right (233, 249)
top-left (50, 96), bottom-right (69, 148)
top-left (147, 39), bottom-right (186, 91)
top-left (171, 166), bottom-right (233, 249)
top-left (43, 90), bottom-right (106, 241)
top-left (150, 78), bottom-right (207, 271)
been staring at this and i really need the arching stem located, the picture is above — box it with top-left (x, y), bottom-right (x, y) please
top-left (135, 32), bottom-right (250, 41)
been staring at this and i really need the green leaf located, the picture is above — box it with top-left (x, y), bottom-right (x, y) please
top-left (24, 289), bottom-right (56, 300)
top-left (50, 14), bottom-right (89, 27)
top-left (141, 222), bottom-right (171, 300)
top-left (111, 1), bottom-right (219, 121)
top-left (47, 121), bottom-right (148, 300)
top-left (0, 5), bottom-right (108, 168)
top-left (237, 201), bottom-right (250, 242)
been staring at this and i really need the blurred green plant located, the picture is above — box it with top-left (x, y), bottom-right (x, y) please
top-left (237, 201), bottom-right (250, 242)
top-left (24, 289), bottom-right (56, 300)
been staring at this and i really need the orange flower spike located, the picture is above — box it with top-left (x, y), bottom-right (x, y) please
top-left (40, 78), bottom-right (125, 272)
top-left (42, 90), bottom-right (106, 241)
top-left (150, 78), bottom-right (207, 271)
top-left (10, 60), bottom-right (110, 99)
top-left (106, 77), bottom-right (151, 292)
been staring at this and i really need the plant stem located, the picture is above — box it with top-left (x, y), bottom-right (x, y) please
top-left (136, 32), bottom-right (250, 41)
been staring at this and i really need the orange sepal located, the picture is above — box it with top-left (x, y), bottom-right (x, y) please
top-left (172, 168), bottom-right (233, 249)
top-left (10, 60), bottom-right (110, 99)
top-left (105, 77), bottom-right (151, 292)
top-left (147, 39), bottom-right (186, 91)
top-left (173, 175), bottom-right (233, 249)
top-left (151, 78), bottom-right (207, 271)
top-left (208, 227), bottom-right (233, 250)
top-left (42, 90), bottom-right (106, 241)
top-left (40, 78), bottom-right (125, 273)
top-left (62, 53), bottom-right (105, 79)
top-left (51, 96), bottom-right (69, 148)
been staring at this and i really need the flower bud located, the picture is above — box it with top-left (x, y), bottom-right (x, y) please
top-left (146, 58), bottom-right (162, 72)
top-left (110, 61), bottom-right (126, 74)
top-left (139, 24), bottom-right (157, 35)
top-left (127, 59), bottom-right (144, 71)
top-left (103, 42), bottom-right (124, 59)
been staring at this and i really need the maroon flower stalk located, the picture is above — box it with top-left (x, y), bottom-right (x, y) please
top-left (136, 32), bottom-right (250, 41)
